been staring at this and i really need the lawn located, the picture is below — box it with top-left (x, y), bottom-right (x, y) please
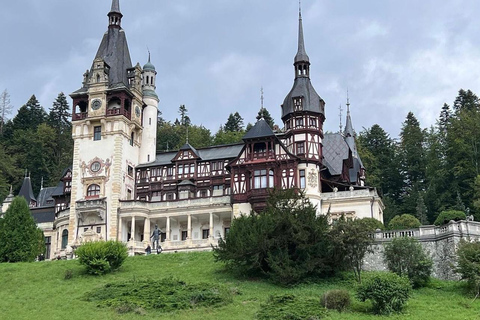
top-left (0, 251), bottom-right (478, 320)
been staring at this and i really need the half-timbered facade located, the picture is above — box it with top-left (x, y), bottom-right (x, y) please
top-left (1, 1), bottom-right (384, 258)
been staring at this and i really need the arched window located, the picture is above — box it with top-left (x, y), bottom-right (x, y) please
top-left (61, 229), bottom-right (68, 249)
top-left (87, 184), bottom-right (101, 197)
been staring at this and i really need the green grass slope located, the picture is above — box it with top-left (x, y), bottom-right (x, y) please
top-left (0, 251), bottom-right (478, 320)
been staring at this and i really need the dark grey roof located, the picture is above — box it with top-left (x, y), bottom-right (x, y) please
top-left (36, 187), bottom-right (56, 207)
top-left (322, 133), bottom-right (349, 176)
top-left (137, 143), bottom-right (244, 168)
top-left (18, 177), bottom-right (36, 203)
top-left (295, 12), bottom-right (309, 63)
top-left (31, 207), bottom-right (55, 224)
top-left (349, 158), bottom-right (363, 184)
top-left (281, 77), bottom-right (325, 119)
top-left (51, 181), bottom-right (64, 197)
top-left (92, 28), bottom-right (132, 88)
top-left (243, 119), bottom-right (275, 140)
top-left (180, 143), bottom-right (199, 157)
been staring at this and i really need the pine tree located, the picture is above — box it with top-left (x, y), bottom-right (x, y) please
top-left (224, 112), bottom-right (244, 132)
top-left (415, 193), bottom-right (428, 225)
top-left (0, 197), bottom-right (45, 262)
top-left (453, 89), bottom-right (480, 113)
top-left (48, 92), bottom-right (71, 135)
top-left (11, 95), bottom-right (47, 131)
top-left (178, 105), bottom-right (191, 126)
top-left (256, 107), bottom-right (275, 128)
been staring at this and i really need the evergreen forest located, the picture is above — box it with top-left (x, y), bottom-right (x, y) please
top-left (1, 88), bottom-right (480, 225)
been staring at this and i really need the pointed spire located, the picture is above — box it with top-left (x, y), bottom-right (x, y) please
top-left (294, 1), bottom-right (309, 64)
top-left (344, 91), bottom-right (354, 138)
top-left (110, 0), bottom-right (121, 14)
top-left (108, 0), bottom-right (123, 28)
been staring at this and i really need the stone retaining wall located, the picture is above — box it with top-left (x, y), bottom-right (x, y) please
top-left (363, 220), bottom-right (480, 280)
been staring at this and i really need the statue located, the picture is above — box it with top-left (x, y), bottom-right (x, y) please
top-left (150, 224), bottom-right (162, 253)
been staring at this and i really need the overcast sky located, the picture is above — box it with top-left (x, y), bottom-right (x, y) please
top-left (2, 0), bottom-right (480, 139)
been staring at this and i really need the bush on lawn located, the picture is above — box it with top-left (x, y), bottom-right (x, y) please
top-left (76, 240), bottom-right (128, 275)
top-left (356, 272), bottom-right (411, 315)
top-left (320, 289), bottom-right (351, 312)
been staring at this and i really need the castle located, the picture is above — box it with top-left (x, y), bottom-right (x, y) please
top-left (1, 0), bottom-right (383, 259)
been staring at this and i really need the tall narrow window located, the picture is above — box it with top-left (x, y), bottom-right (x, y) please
top-left (61, 230), bottom-right (68, 249)
top-left (296, 142), bottom-right (305, 155)
top-left (299, 170), bottom-right (306, 188)
top-left (130, 132), bottom-right (134, 146)
top-left (94, 126), bottom-right (101, 141)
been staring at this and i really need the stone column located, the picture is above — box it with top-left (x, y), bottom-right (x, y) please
top-left (130, 216), bottom-right (135, 241)
top-left (209, 212), bottom-right (214, 239)
top-left (166, 216), bottom-right (171, 241)
top-left (187, 214), bottom-right (192, 240)
top-left (118, 217), bottom-right (123, 242)
top-left (143, 217), bottom-right (150, 245)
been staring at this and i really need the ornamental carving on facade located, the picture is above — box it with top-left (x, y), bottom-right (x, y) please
top-left (308, 169), bottom-right (317, 188)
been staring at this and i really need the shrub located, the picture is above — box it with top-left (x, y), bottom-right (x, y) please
top-left (456, 240), bottom-right (480, 297)
top-left (257, 294), bottom-right (327, 320)
top-left (360, 217), bottom-right (385, 231)
top-left (356, 272), bottom-right (411, 315)
top-left (384, 237), bottom-right (433, 288)
top-left (86, 277), bottom-right (233, 313)
top-left (76, 240), bottom-right (128, 275)
top-left (387, 214), bottom-right (421, 230)
top-left (330, 218), bottom-right (374, 283)
top-left (214, 189), bottom-right (333, 285)
top-left (320, 289), bottom-right (351, 312)
top-left (434, 210), bottom-right (466, 226)
top-left (64, 269), bottom-right (73, 280)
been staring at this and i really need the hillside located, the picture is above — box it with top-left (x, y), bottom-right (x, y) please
top-left (0, 251), bottom-right (478, 320)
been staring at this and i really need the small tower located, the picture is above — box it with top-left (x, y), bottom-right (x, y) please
top-left (1, 186), bottom-right (15, 216)
top-left (140, 53), bottom-right (159, 163)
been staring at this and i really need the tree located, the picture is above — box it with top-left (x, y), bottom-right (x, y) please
top-left (48, 92), bottom-right (71, 135)
top-left (0, 89), bottom-right (13, 135)
top-left (178, 104), bottom-right (191, 126)
top-left (383, 237), bottom-right (433, 288)
top-left (330, 218), bottom-right (374, 283)
top-left (399, 112), bottom-right (426, 215)
top-left (256, 107), bottom-right (275, 128)
top-left (415, 193), bottom-right (428, 225)
top-left (10, 95), bottom-right (47, 132)
top-left (387, 214), bottom-right (421, 230)
top-left (212, 126), bottom-right (245, 145)
top-left (214, 189), bottom-right (333, 285)
top-left (357, 124), bottom-right (402, 199)
top-left (224, 112), bottom-right (244, 132)
top-left (456, 240), bottom-right (480, 298)
top-left (0, 197), bottom-right (45, 262)
top-left (453, 89), bottom-right (480, 113)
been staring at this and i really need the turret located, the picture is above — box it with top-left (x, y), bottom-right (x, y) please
top-left (140, 54), bottom-right (159, 163)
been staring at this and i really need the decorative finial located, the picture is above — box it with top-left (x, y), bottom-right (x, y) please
top-left (186, 126), bottom-right (189, 144)
top-left (24, 169), bottom-right (27, 178)
top-left (40, 177), bottom-right (44, 190)
top-left (299, 0), bottom-right (302, 18)
top-left (261, 87), bottom-right (264, 110)
top-left (346, 88), bottom-right (350, 114)
top-left (147, 47), bottom-right (151, 63)
top-left (339, 104), bottom-right (343, 134)
top-left (9, 185), bottom-right (13, 196)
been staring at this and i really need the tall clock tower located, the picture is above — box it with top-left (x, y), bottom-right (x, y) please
top-left (68, 0), bottom-right (158, 246)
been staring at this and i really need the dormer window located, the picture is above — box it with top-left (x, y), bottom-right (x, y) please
top-left (294, 97), bottom-right (303, 111)
top-left (253, 142), bottom-right (267, 158)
